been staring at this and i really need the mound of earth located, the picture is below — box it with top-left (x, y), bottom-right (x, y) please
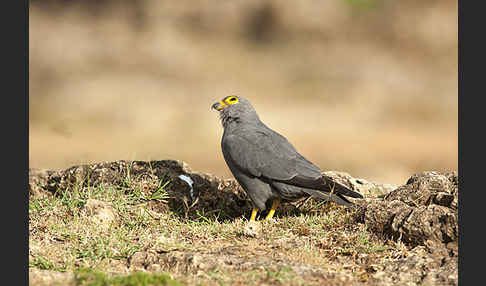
top-left (29, 160), bottom-right (458, 285)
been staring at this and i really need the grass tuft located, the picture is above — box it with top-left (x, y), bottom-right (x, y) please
top-left (73, 268), bottom-right (183, 286)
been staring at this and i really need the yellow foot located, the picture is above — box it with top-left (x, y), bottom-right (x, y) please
top-left (264, 198), bottom-right (280, 221)
top-left (250, 207), bottom-right (258, 222)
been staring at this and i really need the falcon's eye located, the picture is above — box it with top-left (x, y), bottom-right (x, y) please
top-left (225, 96), bottom-right (239, 104)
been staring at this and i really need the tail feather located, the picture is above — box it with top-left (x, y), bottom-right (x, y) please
top-left (301, 188), bottom-right (354, 207)
top-left (287, 175), bottom-right (363, 199)
top-left (320, 175), bottom-right (363, 198)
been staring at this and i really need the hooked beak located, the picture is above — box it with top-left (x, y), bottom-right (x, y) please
top-left (211, 101), bottom-right (226, 111)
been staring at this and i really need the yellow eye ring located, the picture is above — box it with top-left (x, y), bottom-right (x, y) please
top-left (225, 96), bottom-right (239, 104)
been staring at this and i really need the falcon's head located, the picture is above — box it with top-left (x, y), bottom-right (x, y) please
top-left (211, 96), bottom-right (260, 126)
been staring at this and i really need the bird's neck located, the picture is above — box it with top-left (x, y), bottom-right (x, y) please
top-left (221, 113), bottom-right (262, 130)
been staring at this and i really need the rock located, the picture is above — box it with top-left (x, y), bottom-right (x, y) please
top-left (322, 171), bottom-right (397, 198)
top-left (129, 250), bottom-right (162, 271)
top-left (355, 171), bottom-right (458, 254)
top-left (353, 171), bottom-right (458, 286)
top-left (243, 221), bottom-right (262, 237)
top-left (29, 168), bottom-right (54, 197)
top-left (385, 171), bottom-right (457, 209)
top-left (80, 199), bottom-right (119, 228)
top-left (128, 251), bottom-right (148, 270)
top-left (146, 263), bottom-right (162, 272)
top-left (29, 269), bottom-right (74, 286)
top-left (373, 246), bottom-right (457, 286)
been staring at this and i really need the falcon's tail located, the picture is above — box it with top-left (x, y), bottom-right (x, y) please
top-left (318, 175), bottom-right (364, 199)
top-left (301, 188), bottom-right (355, 207)
top-left (288, 175), bottom-right (364, 199)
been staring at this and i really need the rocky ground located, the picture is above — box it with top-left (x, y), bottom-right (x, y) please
top-left (29, 160), bottom-right (458, 285)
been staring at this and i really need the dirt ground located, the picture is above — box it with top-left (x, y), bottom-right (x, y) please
top-left (29, 0), bottom-right (457, 186)
top-left (29, 160), bottom-right (458, 285)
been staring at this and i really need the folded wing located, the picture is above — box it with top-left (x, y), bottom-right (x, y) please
top-left (222, 129), bottom-right (363, 199)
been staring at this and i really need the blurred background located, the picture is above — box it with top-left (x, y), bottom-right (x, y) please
top-left (29, 0), bottom-right (457, 185)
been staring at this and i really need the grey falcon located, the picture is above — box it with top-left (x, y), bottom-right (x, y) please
top-left (211, 95), bottom-right (363, 221)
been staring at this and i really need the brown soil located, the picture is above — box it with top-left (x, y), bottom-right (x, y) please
top-left (29, 160), bottom-right (458, 285)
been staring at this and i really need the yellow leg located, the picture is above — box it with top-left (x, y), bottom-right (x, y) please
top-left (265, 199), bottom-right (280, 220)
top-left (250, 208), bottom-right (258, 222)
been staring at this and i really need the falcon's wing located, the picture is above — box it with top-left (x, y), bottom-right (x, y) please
top-left (222, 129), bottom-right (322, 182)
top-left (222, 128), bottom-right (363, 199)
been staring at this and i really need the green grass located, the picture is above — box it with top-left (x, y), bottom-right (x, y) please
top-left (29, 162), bottom-right (406, 286)
top-left (73, 268), bottom-right (183, 286)
top-left (263, 265), bottom-right (295, 283)
top-left (29, 169), bottom-right (173, 270)
top-left (355, 225), bottom-right (392, 253)
top-left (119, 162), bottom-right (172, 203)
top-left (29, 256), bottom-right (65, 272)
